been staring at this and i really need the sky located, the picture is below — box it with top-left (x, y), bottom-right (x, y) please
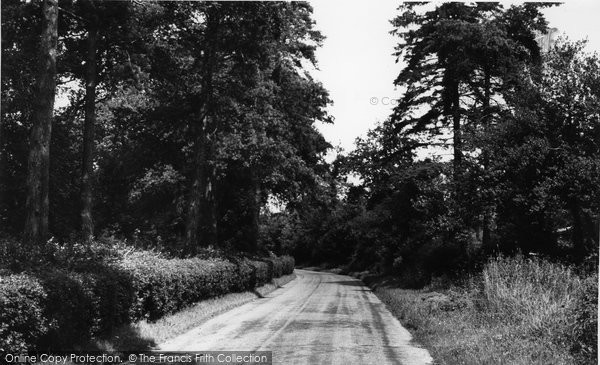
top-left (309, 0), bottom-right (600, 155)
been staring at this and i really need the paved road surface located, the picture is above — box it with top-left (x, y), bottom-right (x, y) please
top-left (160, 269), bottom-right (432, 365)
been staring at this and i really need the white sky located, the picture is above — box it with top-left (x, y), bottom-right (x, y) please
top-left (310, 0), bottom-right (600, 154)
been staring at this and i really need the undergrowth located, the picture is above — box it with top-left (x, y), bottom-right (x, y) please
top-left (373, 255), bottom-right (597, 365)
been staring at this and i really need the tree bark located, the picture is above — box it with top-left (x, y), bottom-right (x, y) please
top-left (204, 150), bottom-right (218, 247)
top-left (185, 120), bottom-right (208, 253)
top-left (81, 6), bottom-right (98, 243)
top-left (570, 199), bottom-right (585, 260)
top-left (24, 0), bottom-right (58, 246)
top-left (451, 80), bottom-right (462, 177)
top-left (0, 105), bottom-right (5, 211)
top-left (482, 71), bottom-right (492, 251)
top-left (247, 170), bottom-right (261, 253)
top-left (185, 8), bottom-right (220, 251)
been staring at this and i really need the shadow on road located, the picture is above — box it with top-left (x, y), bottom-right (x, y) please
top-left (327, 280), bottom-right (363, 287)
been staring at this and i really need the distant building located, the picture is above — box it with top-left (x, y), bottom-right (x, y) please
top-left (535, 28), bottom-right (559, 53)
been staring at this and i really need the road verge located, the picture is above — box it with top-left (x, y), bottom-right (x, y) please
top-left (94, 273), bottom-right (297, 351)
top-left (364, 256), bottom-right (595, 364)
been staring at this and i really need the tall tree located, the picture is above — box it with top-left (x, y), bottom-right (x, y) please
top-left (491, 40), bottom-right (600, 257)
top-left (212, 2), bottom-right (331, 252)
top-left (23, 0), bottom-right (58, 245)
top-left (181, 2), bottom-right (331, 252)
top-left (56, 0), bottom-right (136, 241)
top-left (390, 3), bottom-right (548, 247)
top-left (1, 1), bottom-right (43, 234)
top-left (80, 0), bottom-right (99, 242)
top-left (184, 4), bottom-right (220, 251)
top-left (391, 3), bottom-right (547, 176)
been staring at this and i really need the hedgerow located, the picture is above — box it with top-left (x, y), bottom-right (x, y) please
top-left (0, 242), bottom-right (294, 353)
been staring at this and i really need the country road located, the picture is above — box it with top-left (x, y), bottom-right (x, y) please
top-left (159, 270), bottom-right (432, 365)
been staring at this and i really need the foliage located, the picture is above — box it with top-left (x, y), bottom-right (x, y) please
top-left (491, 40), bottom-right (600, 257)
top-left (0, 274), bottom-right (48, 353)
top-left (1, 1), bottom-right (331, 254)
top-left (0, 236), bottom-right (294, 352)
top-left (373, 255), bottom-right (594, 364)
top-left (390, 3), bottom-right (548, 171)
top-left (283, 3), bottom-right (599, 287)
top-left (38, 267), bottom-right (132, 349)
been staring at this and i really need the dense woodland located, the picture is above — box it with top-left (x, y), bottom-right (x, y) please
top-left (2, 1), bottom-right (332, 255)
top-left (1, 2), bottom-right (599, 277)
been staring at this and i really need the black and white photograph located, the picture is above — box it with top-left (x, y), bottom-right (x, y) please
top-left (1, 0), bottom-right (598, 364)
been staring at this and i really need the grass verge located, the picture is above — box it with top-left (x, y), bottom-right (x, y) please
top-left (368, 256), bottom-right (597, 365)
top-left (93, 273), bottom-right (296, 351)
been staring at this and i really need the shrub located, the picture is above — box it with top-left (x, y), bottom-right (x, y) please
top-left (36, 266), bottom-right (136, 350)
top-left (120, 252), bottom-right (237, 321)
top-left (47, 239), bottom-right (125, 271)
top-left (0, 274), bottom-right (48, 353)
top-left (279, 255), bottom-right (295, 275)
top-left (1, 243), bottom-right (295, 351)
top-left (118, 252), bottom-right (294, 322)
top-left (250, 260), bottom-right (271, 286)
top-left (38, 270), bottom-right (98, 349)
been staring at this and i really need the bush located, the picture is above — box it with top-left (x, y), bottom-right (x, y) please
top-left (252, 260), bottom-right (271, 286)
top-left (118, 252), bottom-right (294, 322)
top-left (279, 255), bottom-right (295, 275)
top-left (0, 274), bottom-right (48, 353)
top-left (38, 267), bottom-right (135, 349)
top-left (0, 241), bottom-right (295, 351)
top-left (47, 239), bottom-right (126, 271)
top-left (120, 252), bottom-right (237, 321)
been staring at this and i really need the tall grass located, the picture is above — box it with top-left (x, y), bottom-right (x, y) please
top-left (373, 254), bottom-right (597, 364)
top-left (482, 255), bottom-right (581, 337)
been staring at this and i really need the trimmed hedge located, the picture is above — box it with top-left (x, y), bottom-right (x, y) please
top-left (0, 251), bottom-right (294, 352)
top-left (38, 268), bottom-right (135, 349)
top-left (121, 253), bottom-right (242, 321)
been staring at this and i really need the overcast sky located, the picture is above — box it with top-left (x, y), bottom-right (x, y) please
top-left (310, 0), bottom-right (600, 155)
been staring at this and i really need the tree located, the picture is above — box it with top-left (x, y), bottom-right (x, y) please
top-left (3, 1), bottom-right (332, 256)
top-left (184, 3), bottom-right (220, 251)
top-left (390, 3), bottom-right (549, 249)
top-left (390, 3), bottom-right (547, 176)
top-left (178, 2), bottom-right (331, 252)
top-left (23, 0), bottom-right (58, 246)
top-left (55, 0), bottom-right (136, 242)
top-left (491, 40), bottom-right (600, 258)
top-left (80, 0), bottom-right (99, 243)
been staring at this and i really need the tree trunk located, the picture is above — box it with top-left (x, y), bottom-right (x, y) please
top-left (0, 106), bottom-right (5, 211)
top-left (185, 119), bottom-right (218, 251)
top-left (247, 171), bottom-right (261, 253)
top-left (81, 8), bottom-right (98, 243)
top-left (482, 71), bottom-right (492, 251)
top-left (597, 214), bottom-right (600, 250)
top-left (185, 121), bottom-right (208, 253)
top-left (24, 0), bottom-right (58, 246)
top-left (204, 150), bottom-right (218, 247)
top-left (570, 199), bottom-right (585, 260)
top-left (451, 80), bottom-right (462, 176)
top-left (184, 9), bottom-right (219, 252)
